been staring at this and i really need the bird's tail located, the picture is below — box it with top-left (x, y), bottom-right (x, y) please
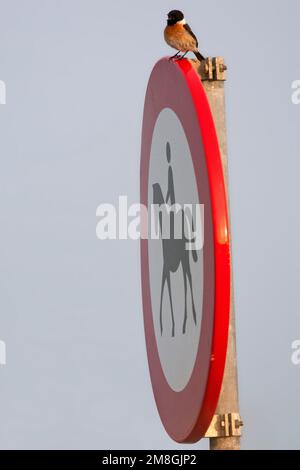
top-left (194, 50), bottom-right (205, 62)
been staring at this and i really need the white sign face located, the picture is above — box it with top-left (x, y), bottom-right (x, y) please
top-left (148, 108), bottom-right (204, 392)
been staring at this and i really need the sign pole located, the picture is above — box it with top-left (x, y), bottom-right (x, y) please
top-left (191, 59), bottom-right (242, 450)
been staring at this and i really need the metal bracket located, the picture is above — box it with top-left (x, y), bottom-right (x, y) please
top-left (190, 57), bottom-right (227, 81)
top-left (204, 413), bottom-right (243, 438)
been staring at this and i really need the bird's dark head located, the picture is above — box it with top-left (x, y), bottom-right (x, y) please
top-left (167, 10), bottom-right (185, 26)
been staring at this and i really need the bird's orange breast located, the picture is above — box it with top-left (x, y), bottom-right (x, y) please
top-left (164, 24), bottom-right (197, 52)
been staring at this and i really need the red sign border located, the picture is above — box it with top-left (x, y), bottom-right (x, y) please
top-left (140, 58), bottom-right (230, 443)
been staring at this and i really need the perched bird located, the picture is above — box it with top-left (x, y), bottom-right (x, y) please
top-left (164, 10), bottom-right (205, 62)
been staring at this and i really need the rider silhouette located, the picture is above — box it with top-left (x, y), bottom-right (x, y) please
top-left (165, 142), bottom-right (175, 206)
top-left (165, 142), bottom-right (175, 239)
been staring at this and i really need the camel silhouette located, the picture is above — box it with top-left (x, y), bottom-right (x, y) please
top-left (152, 142), bottom-right (198, 337)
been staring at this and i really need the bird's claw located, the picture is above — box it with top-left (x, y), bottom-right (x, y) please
top-left (168, 55), bottom-right (183, 62)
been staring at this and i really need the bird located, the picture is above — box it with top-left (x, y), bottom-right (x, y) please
top-left (164, 10), bottom-right (205, 62)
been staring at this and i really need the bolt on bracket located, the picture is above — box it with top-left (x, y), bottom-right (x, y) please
top-left (204, 413), bottom-right (243, 438)
top-left (190, 57), bottom-right (227, 81)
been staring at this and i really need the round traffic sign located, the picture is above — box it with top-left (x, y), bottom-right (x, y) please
top-left (140, 58), bottom-right (230, 443)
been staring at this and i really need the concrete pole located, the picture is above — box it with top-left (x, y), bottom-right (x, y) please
top-left (190, 59), bottom-right (242, 450)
